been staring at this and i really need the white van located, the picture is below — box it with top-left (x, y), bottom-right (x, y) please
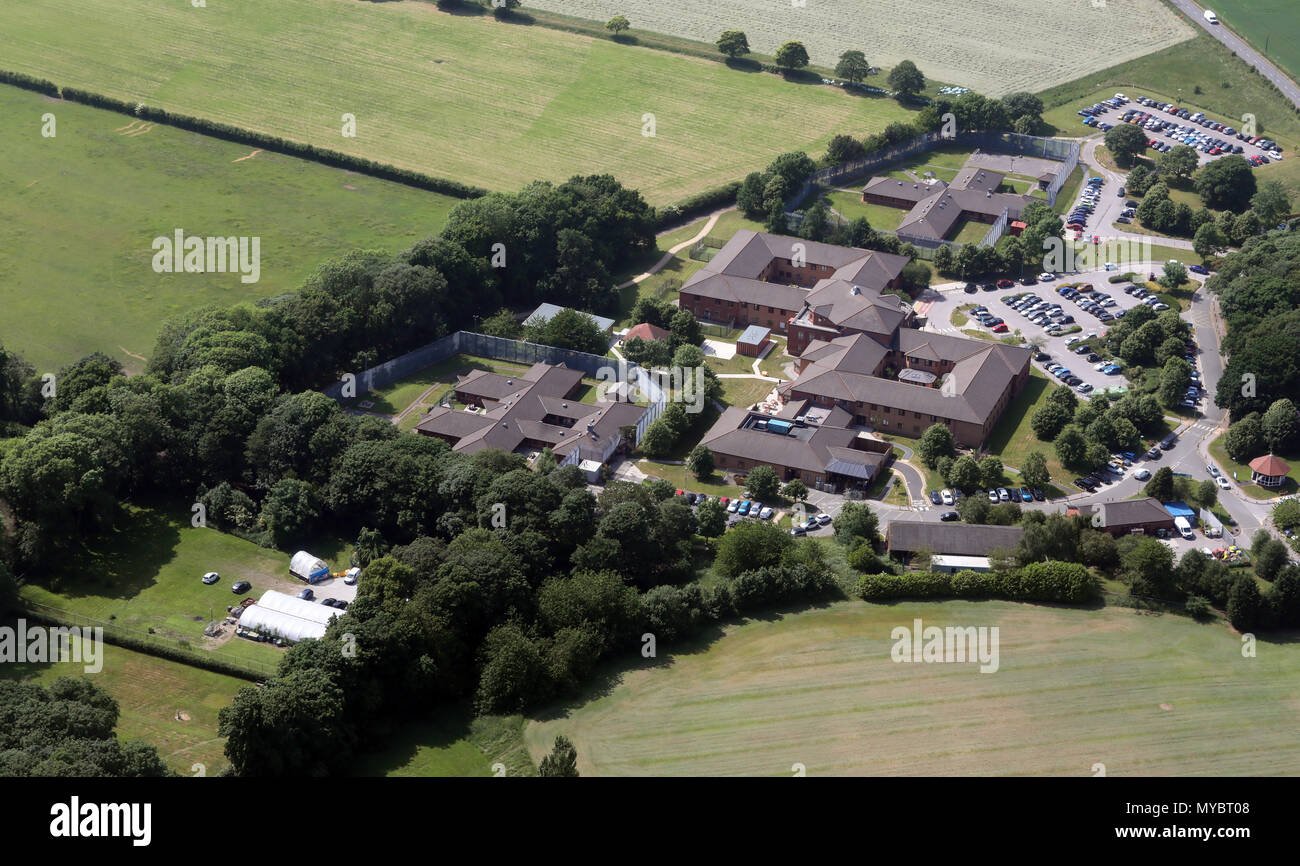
top-left (1204, 9), bottom-right (1218, 24)
top-left (1174, 516), bottom-right (1196, 540)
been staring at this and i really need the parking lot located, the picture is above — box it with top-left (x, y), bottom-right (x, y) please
top-left (1078, 92), bottom-right (1284, 168)
top-left (962, 269), bottom-right (1206, 398)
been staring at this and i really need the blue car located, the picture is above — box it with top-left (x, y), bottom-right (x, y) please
top-left (738, 500), bottom-right (752, 516)
top-left (1103, 364), bottom-right (1121, 375)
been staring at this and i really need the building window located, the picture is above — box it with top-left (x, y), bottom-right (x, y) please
top-left (914, 412), bottom-right (921, 419)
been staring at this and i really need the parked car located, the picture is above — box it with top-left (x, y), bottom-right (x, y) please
top-left (941, 489), bottom-right (954, 506)
top-left (987, 489), bottom-right (999, 502)
top-left (298, 587), bottom-right (314, 601)
top-left (232, 581), bottom-right (251, 594)
top-left (759, 506), bottom-right (774, 520)
top-left (1019, 487), bottom-right (1033, 502)
top-left (929, 490), bottom-right (942, 505)
top-left (940, 511), bottom-right (960, 522)
top-left (1032, 488), bottom-right (1045, 501)
top-left (997, 487), bottom-right (1010, 502)
top-left (202, 571), bottom-right (220, 585)
top-left (817, 514), bottom-right (833, 526)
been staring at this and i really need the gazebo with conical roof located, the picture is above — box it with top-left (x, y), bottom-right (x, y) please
top-left (1248, 453), bottom-right (1290, 488)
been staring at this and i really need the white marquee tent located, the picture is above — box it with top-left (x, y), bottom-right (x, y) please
top-left (238, 590), bottom-right (338, 643)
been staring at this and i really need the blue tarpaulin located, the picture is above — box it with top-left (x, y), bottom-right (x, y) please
top-left (1163, 501), bottom-right (1196, 519)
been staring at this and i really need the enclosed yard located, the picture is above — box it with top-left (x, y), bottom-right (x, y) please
top-left (0, 0), bottom-right (916, 205)
top-left (525, 598), bottom-right (1300, 775)
top-left (519, 0), bottom-right (1192, 96)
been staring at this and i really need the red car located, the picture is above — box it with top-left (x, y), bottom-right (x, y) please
top-left (991, 323), bottom-right (1009, 333)
top-left (996, 279), bottom-right (1014, 288)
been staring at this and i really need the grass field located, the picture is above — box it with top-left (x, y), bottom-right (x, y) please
top-left (0, 0), bottom-right (917, 206)
top-left (1210, 0), bottom-right (1300, 85)
top-left (0, 84), bottom-right (455, 375)
top-left (1, 638), bottom-right (246, 775)
top-left (15, 503), bottom-right (346, 669)
top-left (351, 708), bottom-right (535, 777)
top-left (524, 598), bottom-right (1300, 775)
top-left (520, 0), bottom-right (1192, 96)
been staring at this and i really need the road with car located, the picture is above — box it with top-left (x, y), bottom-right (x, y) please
top-left (1170, 0), bottom-right (1300, 112)
top-left (907, 263), bottom-right (1276, 546)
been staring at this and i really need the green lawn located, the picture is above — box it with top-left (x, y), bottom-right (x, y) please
top-left (721, 377), bottom-right (779, 409)
top-left (16, 503), bottom-right (327, 670)
top-left (950, 217), bottom-right (993, 245)
top-left (525, 598), bottom-right (1300, 775)
top-left (984, 369), bottom-right (1066, 487)
top-left (826, 190), bottom-right (911, 231)
top-left (0, 83), bottom-right (456, 374)
top-left (0, 0), bottom-right (916, 206)
top-left (638, 461), bottom-right (741, 497)
top-left (350, 706), bottom-right (536, 777)
top-left (1208, 432), bottom-right (1299, 498)
top-left (1052, 164), bottom-right (1085, 215)
top-left (1, 639), bottom-right (246, 776)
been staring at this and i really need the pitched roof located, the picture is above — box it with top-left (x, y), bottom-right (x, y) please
top-left (781, 332), bottom-right (1030, 425)
top-left (524, 303), bottom-right (615, 332)
top-left (1077, 497), bottom-right (1174, 527)
top-left (1249, 454), bottom-right (1291, 476)
top-left (802, 279), bottom-right (910, 337)
top-left (682, 230), bottom-right (910, 313)
top-left (886, 521), bottom-right (1024, 556)
top-left (625, 322), bottom-right (671, 343)
top-left (699, 406), bottom-right (875, 476)
top-left (416, 362), bottom-right (647, 459)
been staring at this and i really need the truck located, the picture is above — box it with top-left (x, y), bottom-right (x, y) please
top-left (1174, 516), bottom-right (1196, 540)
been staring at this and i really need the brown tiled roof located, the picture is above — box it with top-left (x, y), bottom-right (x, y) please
top-left (416, 363), bottom-right (647, 459)
top-left (781, 332), bottom-right (1030, 426)
top-left (699, 406), bottom-right (870, 475)
top-left (1249, 454), bottom-right (1290, 476)
top-left (886, 520), bottom-right (1024, 555)
top-left (626, 322), bottom-right (671, 343)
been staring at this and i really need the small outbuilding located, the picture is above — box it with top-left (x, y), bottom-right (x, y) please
top-left (1249, 454), bottom-right (1290, 488)
top-left (736, 324), bottom-right (772, 358)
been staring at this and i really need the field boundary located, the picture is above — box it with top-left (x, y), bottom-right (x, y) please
top-left (0, 69), bottom-right (488, 201)
top-left (21, 600), bottom-right (272, 682)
